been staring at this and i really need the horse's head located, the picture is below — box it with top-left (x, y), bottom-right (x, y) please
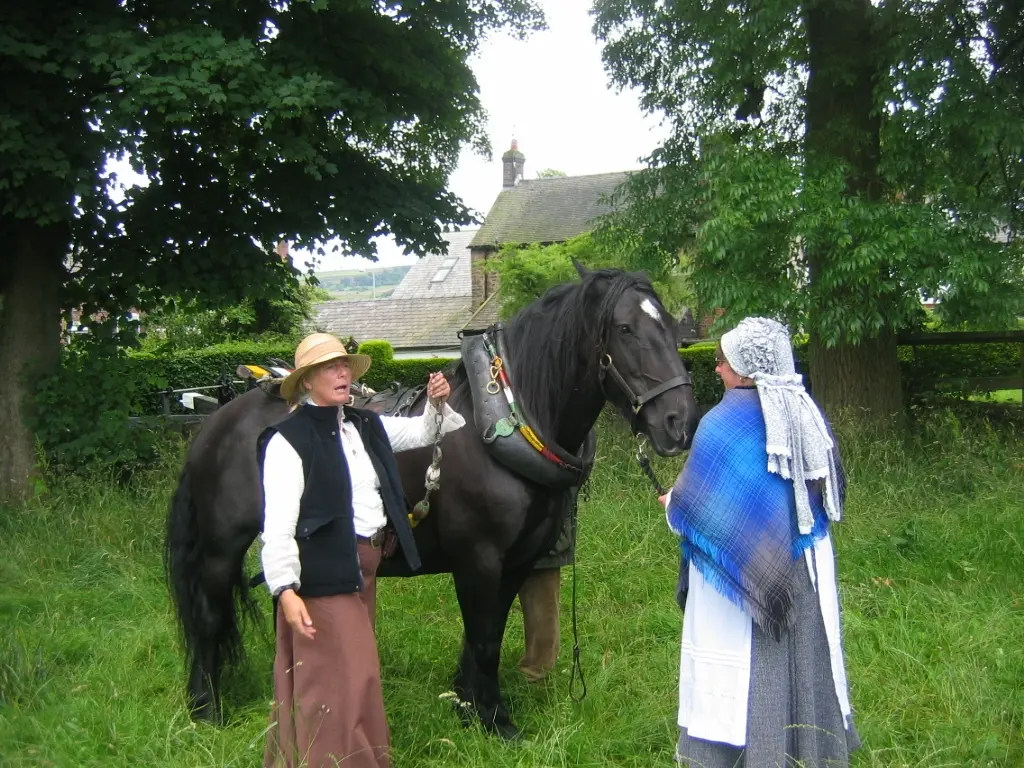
top-left (583, 264), bottom-right (699, 456)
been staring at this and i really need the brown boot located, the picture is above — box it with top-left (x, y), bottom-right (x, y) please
top-left (518, 567), bottom-right (561, 682)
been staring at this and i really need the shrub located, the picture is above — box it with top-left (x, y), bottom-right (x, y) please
top-left (125, 341), bottom-right (297, 415)
top-left (899, 342), bottom-right (1021, 399)
top-left (130, 340), bottom-right (295, 390)
top-left (32, 336), bottom-right (169, 476)
top-left (123, 339), bottom-right (456, 417)
top-left (356, 340), bottom-right (456, 390)
top-left (679, 343), bottom-right (722, 405)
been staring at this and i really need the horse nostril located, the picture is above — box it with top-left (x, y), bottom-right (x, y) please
top-left (665, 411), bottom-right (685, 443)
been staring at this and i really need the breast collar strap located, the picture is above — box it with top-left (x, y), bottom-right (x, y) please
top-left (599, 353), bottom-right (690, 415)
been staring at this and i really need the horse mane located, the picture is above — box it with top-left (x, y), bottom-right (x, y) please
top-left (500, 267), bottom-right (665, 435)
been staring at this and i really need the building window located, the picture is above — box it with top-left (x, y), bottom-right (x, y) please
top-left (430, 257), bottom-right (459, 283)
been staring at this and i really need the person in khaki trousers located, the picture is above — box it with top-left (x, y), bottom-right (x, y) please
top-left (517, 430), bottom-right (595, 682)
top-left (518, 568), bottom-right (564, 682)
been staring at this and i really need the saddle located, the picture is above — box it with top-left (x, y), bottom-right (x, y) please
top-left (353, 383), bottom-right (425, 417)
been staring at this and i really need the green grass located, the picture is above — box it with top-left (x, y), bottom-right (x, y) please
top-left (969, 389), bottom-right (1023, 404)
top-left (0, 411), bottom-right (1022, 766)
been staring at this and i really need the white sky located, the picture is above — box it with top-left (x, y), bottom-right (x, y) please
top-left (313, 0), bottom-right (668, 272)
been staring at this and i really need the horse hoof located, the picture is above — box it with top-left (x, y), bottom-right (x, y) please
top-left (481, 708), bottom-right (522, 741)
top-left (453, 703), bottom-right (475, 729)
top-left (490, 720), bottom-right (522, 741)
top-left (188, 698), bottom-right (222, 725)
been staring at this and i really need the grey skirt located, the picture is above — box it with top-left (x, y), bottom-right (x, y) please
top-left (676, 558), bottom-right (860, 768)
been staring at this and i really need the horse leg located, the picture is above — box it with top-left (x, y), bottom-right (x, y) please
top-left (187, 641), bottom-right (220, 722)
top-left (451, 566), bottom-right (516, 739)
top-left (452, 561), bottom-right (533, 740)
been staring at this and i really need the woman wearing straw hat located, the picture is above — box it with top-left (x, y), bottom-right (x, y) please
top-left (259, 332), bottom-right (464, 768)
top-left (661, 317), bottom-right (859, 767)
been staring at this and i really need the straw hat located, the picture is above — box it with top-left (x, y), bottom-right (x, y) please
top-left (279, 333), bottom-right (372, 402)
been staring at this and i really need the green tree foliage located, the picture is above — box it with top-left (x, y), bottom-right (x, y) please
top-left (139, 282), bottom-right (331, 352)
top-left (491, 231), bottom-right (698, 318)
top-left (592, 0), bottom-right (1024, 418)
top-left (0, 0), bottom-right (543, 500)
top-left (535, 168), bottom-right (567, 178)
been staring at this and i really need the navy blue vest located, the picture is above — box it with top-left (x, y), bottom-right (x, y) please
top-left (260, 403), bottom-right (421, 598)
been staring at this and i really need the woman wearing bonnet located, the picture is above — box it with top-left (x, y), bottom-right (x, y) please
top-left (259, 332), bottom-right (465, 768)
top-left (661, 317), bottom-right (859, 766)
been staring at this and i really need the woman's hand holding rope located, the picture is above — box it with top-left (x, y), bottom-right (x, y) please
top-left (426, 371), bottom-right (450, 408)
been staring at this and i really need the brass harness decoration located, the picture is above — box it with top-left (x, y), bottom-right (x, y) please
top-left (478, 330), bottom-right (582, 478)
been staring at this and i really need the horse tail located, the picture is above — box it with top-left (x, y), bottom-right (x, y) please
top-left (164, 464), bottom-right (254, 683)
top-left (164, 464), bottom-right (206, 671)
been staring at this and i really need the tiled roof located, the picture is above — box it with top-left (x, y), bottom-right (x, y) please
top-left (469, 171), bottom-right (632, 249)
top-left (389, 229), bottom-right (477, 300)
top-left (314, 297), bottom-right (472, 350)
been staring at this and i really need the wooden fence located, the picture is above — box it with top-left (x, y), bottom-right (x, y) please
top-left (897, 329), bottom-right (1024, 404)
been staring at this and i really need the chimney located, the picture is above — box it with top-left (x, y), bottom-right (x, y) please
top-left (501, 138), bottom-right (525, 189)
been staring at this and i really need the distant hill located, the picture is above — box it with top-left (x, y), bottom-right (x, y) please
top-left (315, 265), bottom-right (411, 300)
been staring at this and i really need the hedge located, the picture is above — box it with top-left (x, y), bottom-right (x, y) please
top-left (29, 334), bottom-right (1021, 477)
top-left (122, 337), bottom-right (1019, 417)
top-left (356, 341), bottom-right (457, 391)
top-left (122, 340), bottom-right (458, 416)
top-left (679, 343), bottom-right (720, 405)
top-left (129, 340), bottom-right (296, 389)
top-left (677, 339), bottom-right (1021, 405)
top-left (898, 342), bottom-right (1021, 398)
top-left (126, 341), bottom-right (297, 415)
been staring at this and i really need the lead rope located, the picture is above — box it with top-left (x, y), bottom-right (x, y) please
top-left (569, 481), bottom-right (589, 703)
top-left (409, 402), bottom-right (445, 527)
top-left (635, 434), bottom-right (667, 496)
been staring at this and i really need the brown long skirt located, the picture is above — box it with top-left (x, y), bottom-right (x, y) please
top-left (263, 587), bottom-right (390, 768)
top-left (356, 539), bottom-right (382, 629)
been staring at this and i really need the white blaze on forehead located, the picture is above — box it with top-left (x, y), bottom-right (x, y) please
top-left (640, 298), bottom-right (662, 323)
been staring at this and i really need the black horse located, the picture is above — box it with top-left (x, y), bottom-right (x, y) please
top-left (164, 265), bottom-right (699, 738)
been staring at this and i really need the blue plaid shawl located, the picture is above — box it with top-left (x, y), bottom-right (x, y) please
top-left (667, 388), bottom-right (833, 640)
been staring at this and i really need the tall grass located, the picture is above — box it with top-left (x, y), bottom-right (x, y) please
top-left (0, 409), bottom-right (1021, 766)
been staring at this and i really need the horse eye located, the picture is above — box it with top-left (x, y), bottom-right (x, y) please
top-left (618, 324), bottom-right (631, 336)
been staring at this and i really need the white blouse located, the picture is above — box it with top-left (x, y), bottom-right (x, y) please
top-left (260, 400), bottom-right (465, 595)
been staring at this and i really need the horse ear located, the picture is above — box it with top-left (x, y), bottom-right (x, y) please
top-left (572, 259), bottom-right (589, 279)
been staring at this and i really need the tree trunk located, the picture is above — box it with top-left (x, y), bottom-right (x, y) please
top-left (0, 221), bottom-right (65, 505)
top-left (808, 330), bottom-right (904, 418)
top-left (805, 0), bottom-right (903, 419)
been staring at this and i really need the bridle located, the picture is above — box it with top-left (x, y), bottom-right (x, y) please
top-left (597, 345), bottom-right (692, 498)
top-left (598, 352), bottom-right (691, 416)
